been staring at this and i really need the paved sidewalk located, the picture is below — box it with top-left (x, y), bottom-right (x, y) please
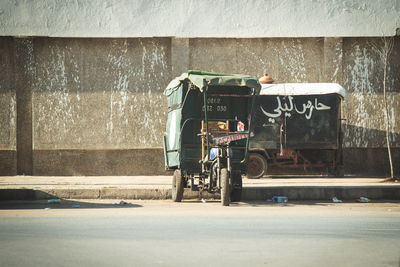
top-left (0, 175), bottom-right (395, 188)
top-left (0, 175), bottom-right (399, 201)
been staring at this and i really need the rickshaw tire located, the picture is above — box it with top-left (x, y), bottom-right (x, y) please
top-left (246, 153), bottom-right (267, 179)
top-left (172, 169), bottom-right (184, 202)
top-left (230, 173), bottom-right (242, 202)
top-left (221, 168), bottom-right (230, 206)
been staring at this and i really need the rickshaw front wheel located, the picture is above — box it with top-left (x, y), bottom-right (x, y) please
top-left (172, 169), bottom-right (184, 202)
top-left (230, 173), bottom-right (242, 202)
top-left (221, 168), bottom-right (230, 206)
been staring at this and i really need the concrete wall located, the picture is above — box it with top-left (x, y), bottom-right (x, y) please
top-left (1, 0), bottom-right (400, 38)
top-left (0, 37), bottom-right (16, 151)
top-left (0, 37), bottom-right (16, 175)
top-left (0, 36), bottom-right (399, 175)
top-left (343, 38), bottom-right (400, 148)
top-left (188, 37), bottom-right (400, 150)
top-left (32, 38), bottom-right (170, 149)
top-left (189, 38), bottom-right (325, 83)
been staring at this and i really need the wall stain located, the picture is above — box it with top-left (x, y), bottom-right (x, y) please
top-left (2, 37), bottom-right (398, 151)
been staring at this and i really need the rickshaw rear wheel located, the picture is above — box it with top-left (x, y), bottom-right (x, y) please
top-left (247, 153), bottom-right (267, 179)
top-left (221, 168), bottom-right (230, 206)
top-left (172, 169), bottom-right (184, 202)
top-left (230, 173), bottom-right (242, 202)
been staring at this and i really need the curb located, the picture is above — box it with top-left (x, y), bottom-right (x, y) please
top-left (242, 186), bottom-right (400, 201)
top-left (1, 186), bottom-right (400, 201)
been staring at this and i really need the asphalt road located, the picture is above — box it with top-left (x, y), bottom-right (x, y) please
top-left (1, 200), bottom-right (400, 267)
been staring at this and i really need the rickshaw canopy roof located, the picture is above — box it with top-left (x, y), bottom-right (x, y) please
top-left (260, 83), bottom-right (346, 98)
top-left (164, 70), bottom-right (261, 96)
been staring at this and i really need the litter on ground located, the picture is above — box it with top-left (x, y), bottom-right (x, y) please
top-left (357, 197), bottom-right (370, 203)
top-left (332, 197), bottom-right (342, 203)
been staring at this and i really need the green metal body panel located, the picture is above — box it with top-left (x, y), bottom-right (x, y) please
top-left (163, 72), bottom-right (259, 175)
top-left (250, 94), bottom-right (342, 149)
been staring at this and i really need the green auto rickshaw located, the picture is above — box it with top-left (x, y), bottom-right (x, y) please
top-left (163, 70), bottom-right (260, 206)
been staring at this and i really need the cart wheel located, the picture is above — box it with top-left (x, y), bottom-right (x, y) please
top-left (230, 172), bottom-right (242, 202)
top-left (221, 168), bottom-right (230, 206)
top-left (247, 153), bottom-right (267, 179)
top-left (172, 169), bottom-right (184, 202)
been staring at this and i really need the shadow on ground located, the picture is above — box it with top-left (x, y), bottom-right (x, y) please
top-left (0, 199), bottom-right (142, 210)
top-left (264, 175), bottom-right (387, 179)
top-left (177, 199), bottom-right (400, 206)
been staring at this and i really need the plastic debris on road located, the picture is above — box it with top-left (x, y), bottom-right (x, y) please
top-left (270, 196), bottom-right (288, 203)
top-left (72, 204), bottom-right (80, 208)
top-left (332, 197), bottom-right (342, 203)
top-left (201, 198), bottom-right (207, 203)
top-left (357, 197), bottom-right (370, 203)
top-left (47, 199), bottom-right (61, 204)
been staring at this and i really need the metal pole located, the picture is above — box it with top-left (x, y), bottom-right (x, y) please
top-left (242, 88), bottom-right (256, 163)
top-left (203, 81), bottom-right (210, 171)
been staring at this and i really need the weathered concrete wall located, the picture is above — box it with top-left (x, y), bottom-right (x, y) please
top-left (1, 0), bottom-right (399, 38)
top-left (189, 38), bottom-right (324, 83)
top-left (0, 37), bottom-right (16, 151)
top-left (33, 38), bottom-right (170, 149)
top-left (0, 36), bottom-right (399, 175)
top-left (0, 37), bottom-right (17, 175)
top-left (189, 37), bottom-right (400, 150)
top-left (33, 149), bottom-right (166, 176)
top-left (343, 37), bottom-right (400, 148)
top-left (15, 38), bottom-right (34, 174)
top-left (344, 148), bottom-right (400, 175)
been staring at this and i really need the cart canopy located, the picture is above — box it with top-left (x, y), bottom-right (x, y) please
top-left (260, 83), bottom-right (346, 98)
top-left (164, 70), bottom-right (261, 96)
